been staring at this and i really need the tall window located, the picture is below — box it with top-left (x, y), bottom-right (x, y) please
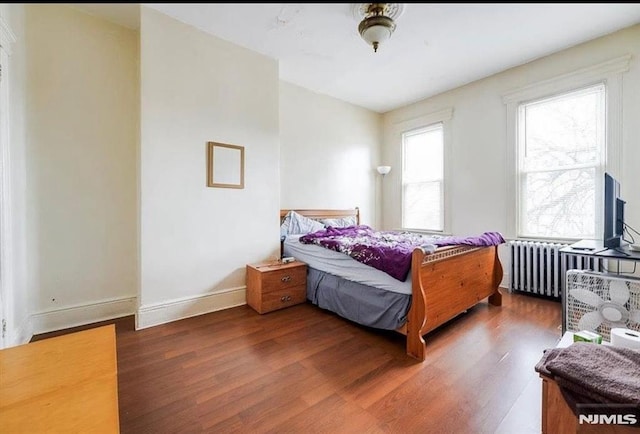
top-left (518, 84), bottom-right (605, 239)
top-left (402, 123), bottom-right (444, 231)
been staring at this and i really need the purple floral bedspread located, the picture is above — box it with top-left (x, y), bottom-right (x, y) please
top-left (299, 225), bottom-right (505, 281)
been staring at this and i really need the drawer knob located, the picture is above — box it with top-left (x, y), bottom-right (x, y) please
top-left (281, 275), bottom-right (291, 283)
top-left (280, 295), bottom-right (293, 302)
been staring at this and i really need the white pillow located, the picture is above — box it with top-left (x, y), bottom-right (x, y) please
top-left (280, 211), bottom-right (325, 236)
top-left (320, 216), bottom-right (357, 228)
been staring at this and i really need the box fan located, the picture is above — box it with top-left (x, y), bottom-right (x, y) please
top-left (565, 270), bottom-right (640, 341)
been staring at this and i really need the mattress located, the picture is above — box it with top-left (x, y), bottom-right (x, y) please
top-left (283, 235), bottom-right (412, 295)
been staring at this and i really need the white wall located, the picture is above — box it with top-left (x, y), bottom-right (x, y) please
top-left (382, 24), bottom-right (640, 236)
top-left (138, 8), bottom-right (280, 327)
top-left (3, 4), bottom-right (30, 345)
top-left (382, 24), bottom-right (640, 286)
top-left (25, 5), bottom-right (139, 333)
top-left (14, 8), bottom-right (638, 334)
top-left (280, 82), bottom-right (382, 226)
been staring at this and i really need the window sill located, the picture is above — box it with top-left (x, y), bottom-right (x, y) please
top-left (511, 236), bottom-right (592, 245)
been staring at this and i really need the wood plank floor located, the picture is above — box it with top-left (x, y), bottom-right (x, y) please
top-left (33, 291), bottom-right (561, 433)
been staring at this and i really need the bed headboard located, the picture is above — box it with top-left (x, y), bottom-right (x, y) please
top-left (279, 208), bottom-right (360, 225)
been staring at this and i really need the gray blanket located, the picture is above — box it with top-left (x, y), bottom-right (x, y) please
top-left (535, 343), bottom-right (640, 415)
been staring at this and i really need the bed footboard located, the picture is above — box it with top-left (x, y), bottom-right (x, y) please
top-left (405, 245), bottom-right (503, 361)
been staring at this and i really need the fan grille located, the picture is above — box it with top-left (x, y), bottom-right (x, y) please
top-left (566, 270), bottom-right (640, 341)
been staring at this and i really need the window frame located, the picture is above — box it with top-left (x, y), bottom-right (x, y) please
top-left (516, 84), bottom-right (606, 240)
top-left (503, 55), bottom-right (629, 242)
top-left (401, 123), bottom-right (445, 232)
top-left (393, 108), bottom-right (453, 234)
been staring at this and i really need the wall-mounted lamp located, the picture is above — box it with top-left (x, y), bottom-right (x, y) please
top-left (377, 165), bottom-right (391, 177)
top-left (375, 165), bottom-right (391, 228)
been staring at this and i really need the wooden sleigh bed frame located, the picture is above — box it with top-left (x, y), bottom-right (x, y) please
top-left (280, 208), bottom-right (503, 361)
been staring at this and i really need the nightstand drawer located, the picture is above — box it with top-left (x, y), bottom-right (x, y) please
top-left (246, 261), bottom-right (308, 314)
top-left (260, 286), bottom-right (306, 313)
top-left (261, 267), bottom-right (306, 292)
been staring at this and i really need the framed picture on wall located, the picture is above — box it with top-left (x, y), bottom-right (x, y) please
top-left (207, 141), bottom-right (245, 189)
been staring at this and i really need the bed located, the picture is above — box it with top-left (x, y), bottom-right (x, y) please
top-left (280, 208), bottom-right (503, 361)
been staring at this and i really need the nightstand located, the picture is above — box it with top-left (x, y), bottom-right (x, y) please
top-left (246, 261), bottom-right (307, 314)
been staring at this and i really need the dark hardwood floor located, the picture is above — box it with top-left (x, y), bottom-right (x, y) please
top-left (33, 291), bottom-right (561, 433)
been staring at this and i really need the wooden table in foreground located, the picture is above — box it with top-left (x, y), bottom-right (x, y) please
top-left (0, 325), bottom-right (119, 433)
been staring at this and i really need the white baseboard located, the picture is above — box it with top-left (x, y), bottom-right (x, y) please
top-left (9, 314), bottom-right (34, 347)
top-left (30, 296), bottom-right (137, 335)
top-left (136, 286), bottom-right (246, 330)
top-left (500, 272), bottom-right (509, 290)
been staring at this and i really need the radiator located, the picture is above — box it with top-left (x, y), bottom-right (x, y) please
top-left (509, 240), bottom-right (600, 299)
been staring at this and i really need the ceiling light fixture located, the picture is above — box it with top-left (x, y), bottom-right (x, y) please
top-left (357, 3), bottom-right (401, 53)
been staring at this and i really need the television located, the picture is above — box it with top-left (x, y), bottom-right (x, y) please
top-left (603, 172), bottom-right (626, 248)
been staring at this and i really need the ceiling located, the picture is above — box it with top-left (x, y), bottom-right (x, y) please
top-left (72, 3), bottom-right (640, 113)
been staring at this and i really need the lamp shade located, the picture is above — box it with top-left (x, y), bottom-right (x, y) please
top-left (358, 13), bottom-right (396, 52)
top-left (377, 165), bottom-right (391, 175)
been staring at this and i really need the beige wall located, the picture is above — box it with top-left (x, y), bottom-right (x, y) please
top-left (382, 24), bottom-right (640, 235)
top-left (138, 8), bottom-right (279, 325)
top-left (382, 24), bottom-right (640, 286)
top-left (25, 5), bottom-right (138, 329)
top-left (279, 82), bottom-right (382, 226)
top-left (4, 3), bottom-right (30, 345)
top-left (12, 6), bottom-right (640, 336)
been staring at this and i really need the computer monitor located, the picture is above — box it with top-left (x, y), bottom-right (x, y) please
top-left (603, 172), bottom-right (625, 248)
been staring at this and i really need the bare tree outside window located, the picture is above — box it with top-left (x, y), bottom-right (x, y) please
top-left (518, 84), bottom-right (605, 239)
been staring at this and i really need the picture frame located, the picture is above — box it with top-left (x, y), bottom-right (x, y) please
top-left (207, 141), bottom-right (245, 189)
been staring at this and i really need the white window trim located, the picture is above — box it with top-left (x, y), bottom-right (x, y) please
top-left (503, 55), bottom-right (630, 241)
top-left (393, 108), bottom-right (453, 234)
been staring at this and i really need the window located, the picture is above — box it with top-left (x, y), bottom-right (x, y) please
top-left (517, 84), bottom-right (605, 239)
top-left (504, 55), bottom-right (628, 241)
top-left (402, 124), bottom-right (444, 231)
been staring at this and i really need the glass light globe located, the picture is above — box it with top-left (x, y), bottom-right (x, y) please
top-left (358, 15), bottom-right (396, 52)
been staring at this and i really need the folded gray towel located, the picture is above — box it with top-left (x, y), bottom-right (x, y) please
top-left (535, 343), bottom-right (640, 414)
